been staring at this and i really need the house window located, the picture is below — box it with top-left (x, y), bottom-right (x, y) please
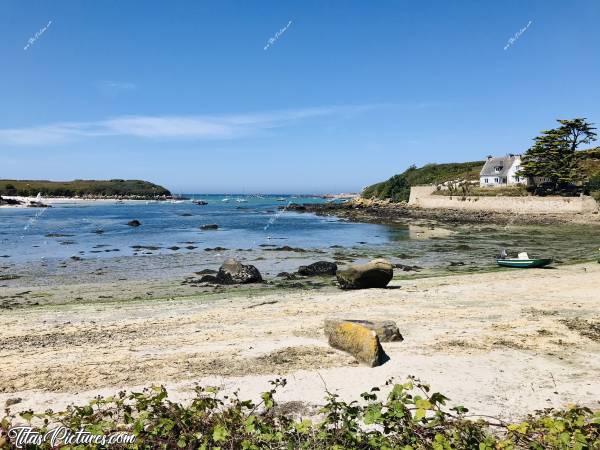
top-left (494, 166), bottom-right (503, 173)
top-left (494, 177), bottom-right (499, 183)
top-left (484, 178), bottom-right (489, 183)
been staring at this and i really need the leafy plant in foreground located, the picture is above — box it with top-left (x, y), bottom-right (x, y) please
top-left (0, 377), bottom-right (598, 449)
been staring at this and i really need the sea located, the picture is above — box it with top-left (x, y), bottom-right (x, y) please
top-left (1, 194), bottom-right (600, 283)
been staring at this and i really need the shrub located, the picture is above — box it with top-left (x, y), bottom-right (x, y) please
top-left (362, 162), bottom-right (484, 203)
top-left (0, 180), bottom-right (171, 198)
top-left (0, 377), bottom-right (598, 449)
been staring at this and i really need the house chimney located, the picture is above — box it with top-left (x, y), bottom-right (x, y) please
top-left (487, 155), bottom-right (493, 161)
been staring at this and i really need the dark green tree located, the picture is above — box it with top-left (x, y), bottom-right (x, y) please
top-left (520, 118), bottom-right (597, 189)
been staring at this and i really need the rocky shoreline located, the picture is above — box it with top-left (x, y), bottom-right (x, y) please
top-left (0, 196), bottom-right (51, 208)
top-left (285, 198), bottom-right (600, 226)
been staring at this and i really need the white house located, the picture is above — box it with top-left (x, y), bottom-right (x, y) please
top-left (480, 154), bottom-right (526, 187)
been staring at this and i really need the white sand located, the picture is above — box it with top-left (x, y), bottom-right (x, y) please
top-left (1, 263), bottom-right (599, 421)
top-left (0, 196), bottom-right (150, 207)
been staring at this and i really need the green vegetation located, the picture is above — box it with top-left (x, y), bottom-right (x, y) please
top-left (362, 119), bottom-right (600, 203)
top-left (520, 118), bottom-right (597, 190)
top-left (1, 377), bottom-right (597, 449)
top-left (362, 161), bottom-right (484, 202)
top-left (0, 179), bottom-right (171, 198)
top-left (578, 148), bottom-right (600, 201)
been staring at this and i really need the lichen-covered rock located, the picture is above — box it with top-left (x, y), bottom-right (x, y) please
top-left (336, 258), bottom-right (393, 289)
top-left (298, 261), bottom-right (338, 276)
top-left (216, 258), bottom-right (262, 284)
top-left (324, 319), bottom-right (403, 343)
top-left (325, 321), bottom-right (388, 367)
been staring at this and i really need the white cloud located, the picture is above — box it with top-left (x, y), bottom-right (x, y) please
top-left (0, 105), bottom-right (376, 146)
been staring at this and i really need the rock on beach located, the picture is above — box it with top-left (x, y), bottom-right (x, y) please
top-left (298, 261), bottom-right (338, 276)
top-left (324, 319), bottom-right (403, 343)
top-left (336, 258), bottom-right (394, 289)
top-left (325, 320), bottom-right (388, 367)
top-left (216, 258), bottom-right (262, 284)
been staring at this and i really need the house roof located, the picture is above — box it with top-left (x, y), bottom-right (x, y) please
top-left (480, 155), bottom-right (520, 177)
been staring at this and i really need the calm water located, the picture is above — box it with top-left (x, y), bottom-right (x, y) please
top-left (1, 194), bottom-right (599, 277)
top-left (0, 195), bottom-right (389, 264)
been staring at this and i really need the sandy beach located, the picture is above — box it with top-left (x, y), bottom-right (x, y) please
top-left (0, 196), bottom-right (153, 208)
top-left (1, 262), bottom-right (598, 422)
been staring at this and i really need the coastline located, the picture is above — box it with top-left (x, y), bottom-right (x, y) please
top-left (1, 194), bottom-right (599, 426)
top-left (0, 195), bottom-right (171, 208)
top-left (1, 262), bottom-right (599, 421)
top-left (287, 197), bottom-right (600, 226)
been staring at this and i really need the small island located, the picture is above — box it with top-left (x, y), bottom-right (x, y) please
top-left (0, 178), bottom-right (172, 202)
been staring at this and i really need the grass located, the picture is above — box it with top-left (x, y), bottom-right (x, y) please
top-left (362, 148), bottom-right (600, 203)
top-left (362, 161), bottom-right (484, 202)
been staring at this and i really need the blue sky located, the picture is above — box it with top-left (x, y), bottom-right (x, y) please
top-left (1, 0), bottom-right (599, 193)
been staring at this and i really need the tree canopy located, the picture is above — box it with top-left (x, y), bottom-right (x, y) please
top-left (519, 118), bottom-right (597, 188)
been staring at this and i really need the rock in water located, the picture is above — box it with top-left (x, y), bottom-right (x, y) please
top-left (325, 319), bottom-right (403, 342)
top-left (336, 258), bottom-right (393, 289)
top-left (199, 274), bottom-right (218, 283)
top-left (200, 224), bottom-right (219, 230)
top-left (325, 321), bottom-right (388, 367)
top-left (127, 219), bottom-right (141, 227)
top-left (298, 261), bottom-right (338, 276)
top-left (216, 258), bottom-right (262, 284)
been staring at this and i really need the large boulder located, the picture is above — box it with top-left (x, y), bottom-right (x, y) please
top-left (336, 258), bottom-right (393, 289)
top-left (325, 319), bottom-right (403, 343)
top-left (216, 258), bottom-right (262, 284)
top-left (127, 219), bottom-right (141, 227)
top-left (298, 261), bottom-right (338, 276)
top-left (325, 321), bottom-right (388, 367)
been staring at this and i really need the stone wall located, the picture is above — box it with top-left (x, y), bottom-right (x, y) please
top-left (408, 185), bottom-right (599, 215)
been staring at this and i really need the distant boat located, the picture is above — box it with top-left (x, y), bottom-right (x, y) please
top-left (497, 251), bottom-right (552, 268)
top-left (222, 198), bottom-right (230, 202)
top-left (235, 198), bottom-right (247, 203)
top-left (193, 200), bottom-right (208, 205)
top-left (277, 197), bottom-right (286, 201)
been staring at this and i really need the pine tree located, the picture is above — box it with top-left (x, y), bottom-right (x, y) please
top-left (520, 118), bottom-right (597, 189)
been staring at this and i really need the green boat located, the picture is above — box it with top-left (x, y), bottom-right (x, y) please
top-left (497, 256), bottom-right (553, 268)
top-left (496, 251), bottom-right (552, 268)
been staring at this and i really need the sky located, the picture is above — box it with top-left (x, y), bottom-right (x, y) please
top-left (1, 0), bottom-right (599, 194)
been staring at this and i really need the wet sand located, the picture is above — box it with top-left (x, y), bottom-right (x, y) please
top-left (1, 262), bottom-right (599, 421)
